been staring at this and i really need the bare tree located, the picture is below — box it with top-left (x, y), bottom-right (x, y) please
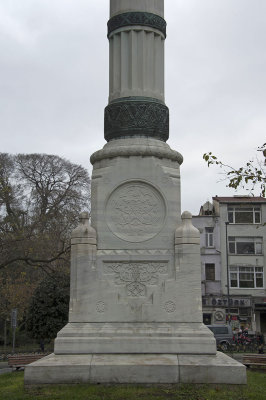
top-left (0, 153), bottom-right (90, 272)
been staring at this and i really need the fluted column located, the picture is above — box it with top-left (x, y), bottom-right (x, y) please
top-left (104, 0), bottom-right (169, 142)
top-left (109, 25), bottom-right (165, 101)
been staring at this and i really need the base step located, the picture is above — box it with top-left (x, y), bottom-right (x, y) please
top-left (24, 352), bottom-right (246, 385)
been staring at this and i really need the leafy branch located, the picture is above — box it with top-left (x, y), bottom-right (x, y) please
top-left (203, 143), bottom-right (266, 197)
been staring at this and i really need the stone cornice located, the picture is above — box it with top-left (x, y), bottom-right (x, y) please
top-left (90, 139), bottom-right (183, 165)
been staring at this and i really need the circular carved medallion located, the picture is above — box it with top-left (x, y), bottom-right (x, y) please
top-left (164, 301), bottom-right (176, 313)
top-left (106, 182), bottom-right (166, 242)
top-left (96, 301), bottom-right (106, 313)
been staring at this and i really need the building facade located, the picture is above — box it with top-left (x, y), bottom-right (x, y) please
top-left (193, 196), bottom-right (266, 335)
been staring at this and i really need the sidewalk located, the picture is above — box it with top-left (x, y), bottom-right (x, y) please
top-left (0, 362), bottom-right (11, 375)
top-left (229, 353), bottom-right (243, 363)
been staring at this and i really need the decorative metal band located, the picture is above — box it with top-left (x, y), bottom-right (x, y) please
top-left (108, 12), bottom-right (166, 38)
top-left (104, 98), bottom-right (169, 142)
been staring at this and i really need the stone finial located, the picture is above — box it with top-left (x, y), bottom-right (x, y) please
top-left (71, 212), bottom-right (97, 243)
top-left (175, 211), bottom-right (200, 245)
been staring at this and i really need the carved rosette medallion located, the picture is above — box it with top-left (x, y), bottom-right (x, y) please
top-left (164, 301), bottom-right (176, 313)
top-left (106, 182), bottom-right (166, 242)
top-left (96, 301), bottom-right (106, 313)
top-left (104, 262), bottom-right (168, 297)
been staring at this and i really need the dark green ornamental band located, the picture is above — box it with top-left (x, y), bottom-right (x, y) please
top-left (108, 12), bottom-right (166, 38)
top-left (104, 97), bottom-right (169, 142)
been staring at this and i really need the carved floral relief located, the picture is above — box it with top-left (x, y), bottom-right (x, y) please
top-left (106, 182), bottom-right (166, 242)
top-left (104, 262), bottom-right (168, 297)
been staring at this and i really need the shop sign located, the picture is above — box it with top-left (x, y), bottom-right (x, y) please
top-left (203, 297), bottom-right (251, 307)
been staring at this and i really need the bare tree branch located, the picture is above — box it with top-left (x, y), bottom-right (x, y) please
top-left (203, 143), bottom-right (266, 197)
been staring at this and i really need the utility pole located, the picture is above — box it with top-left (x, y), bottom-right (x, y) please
top-left (11, 309), bottom-right (17, 354)
top-left (225, 222), bottom-right (231, 324)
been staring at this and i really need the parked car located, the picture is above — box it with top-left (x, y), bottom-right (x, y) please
top-left (207, 324), bottom-right (234, 351)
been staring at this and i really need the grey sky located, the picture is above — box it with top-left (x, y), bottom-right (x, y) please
top-left (1, 0), bottom-right (265, 214)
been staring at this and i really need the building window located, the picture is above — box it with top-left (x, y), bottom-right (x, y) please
top-left (228, 237), bottom-right (262, 255)
top-left (230, 266), bottom-right (264, 289)
top-left (205, 227), bottom-right (214, 247)
top-left (205, 263), bottom-right (215, 281)
top-left (239, 308), bottom-right (251, 317)
top-left (228, 206), bottom-right (261, 224)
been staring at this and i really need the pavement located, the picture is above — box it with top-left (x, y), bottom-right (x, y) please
top-left (228, 353), bottom-right (243, 362)
top-left (0, 362), bottom-right (12, 375)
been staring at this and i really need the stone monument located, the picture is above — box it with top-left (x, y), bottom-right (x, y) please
top-left (25, 0), bottom-right (246, 384)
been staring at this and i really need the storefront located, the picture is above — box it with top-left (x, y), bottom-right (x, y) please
top-left (202, 296), bottom-right (253, 330)
top-left (254, 298), bottom-right (266, 334)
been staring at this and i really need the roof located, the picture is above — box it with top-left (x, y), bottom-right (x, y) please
top-left (212, 196), bottom-right (266, 203)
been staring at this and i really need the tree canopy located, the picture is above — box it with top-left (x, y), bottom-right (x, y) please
top-left (0, 153), bottom-right (90, 272)
top-left (26, 270), bottom-right (70, 340)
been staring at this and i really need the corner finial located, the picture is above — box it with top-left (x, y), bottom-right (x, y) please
top-left (71, 211), bottom-right (96, 241)
top-left (79, 211), bottom-right (90, 224)
top-left (175, 211), bottom-right (200, 245)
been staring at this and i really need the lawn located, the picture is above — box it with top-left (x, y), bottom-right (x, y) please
top-left (0, 370), bottom-right (265, 400)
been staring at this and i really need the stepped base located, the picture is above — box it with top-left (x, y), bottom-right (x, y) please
top-left (54, 322), bottom-right (217, 355)
top-left (24, 352), bottom-right (246, 385)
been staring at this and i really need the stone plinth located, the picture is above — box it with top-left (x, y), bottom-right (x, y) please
top-left (25, 352), bottom-right (246, 385)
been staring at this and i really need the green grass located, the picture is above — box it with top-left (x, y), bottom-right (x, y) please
top-left (0, 370), bottom-right (265, 400)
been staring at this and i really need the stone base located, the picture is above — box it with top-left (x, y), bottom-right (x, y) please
top-left (54, 322), bottom-right (217, 355)
top-left (24, 352), bottom-right (246, 385)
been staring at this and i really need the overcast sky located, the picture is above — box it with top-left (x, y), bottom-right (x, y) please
top-left (1, 0), bottom-right (265, 214)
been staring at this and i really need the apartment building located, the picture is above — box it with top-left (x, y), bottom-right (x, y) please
top-left (193, 196), bottom-right (266, 334)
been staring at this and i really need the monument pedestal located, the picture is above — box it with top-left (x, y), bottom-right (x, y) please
top-left (25, 140), bottom-right (246, 385)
